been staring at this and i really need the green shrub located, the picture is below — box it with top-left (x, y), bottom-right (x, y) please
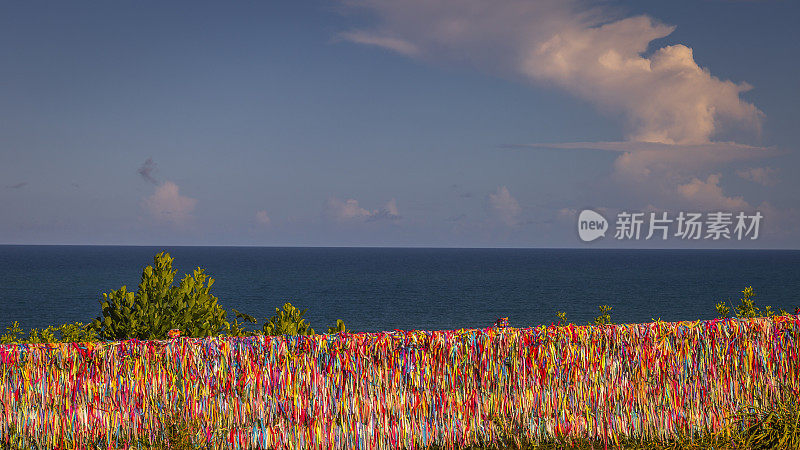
top-left (84, 252), bottom-right (348, 340)
top-left (25, 322), bottom-right (98, 344)
top-left (91, 252), bottom-right (231, 340)
top-left (716, 286), bottom-right (792, 320)
top-left (715, 301), bottom-right (731, 318)
top-left (0, 321), bottom-right (23, 344)
top-left (262, 302), bottom-right (315, 336)
top-left (327, 319), bottom-right (349, 334)
top-left (0, 321), bottom-right (97, 344)
top-left (592, 305), bottom-right (613, 326)
top-left (232, 306), bottom-right (349, 337)
top-left (55, 322), bottom-right (98, 342)
top-left (736, 286), bottom-right (765, 318)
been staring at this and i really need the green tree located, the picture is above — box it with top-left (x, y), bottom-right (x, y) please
top-left (91, 252), bottom-right (231, 340)
top-left (736, 286), bottom-right (762, 318)
top-left (262, 302), bottom-right (315, 336)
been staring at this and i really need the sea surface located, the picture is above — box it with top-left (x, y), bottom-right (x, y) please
top-left (1, 246), bottom-right (799, 334)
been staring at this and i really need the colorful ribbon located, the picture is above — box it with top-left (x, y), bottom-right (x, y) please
top-left (1, 316), bottom-right (798, 449)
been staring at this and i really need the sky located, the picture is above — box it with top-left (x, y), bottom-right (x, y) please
top-left (1, 0), bottom-right (798, 248)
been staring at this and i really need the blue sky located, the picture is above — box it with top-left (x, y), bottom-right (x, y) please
top-left (1, 0), bottom-right (798, 248)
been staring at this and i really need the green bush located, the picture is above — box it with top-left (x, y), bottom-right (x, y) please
top-left (85, 252), bottom-right (348, 340)
top-left (327, 319), bottom-right (349, 334)
top-left (91, 252), bottom-right (231, 340)
top-left (0, 321), bottom-right (97, 344)
top-left (716, 286), bottom-right (792, 320)
top-left (555, 306), bottom-right (613, 327)
top-left (262, 302), bottom-right (315, 336)
top-left (230, 306), bottom-right (350, 337)
top-left (592, 305), bottom-right (613, 326)
top-left (0, 321), bottom-right (24, 344)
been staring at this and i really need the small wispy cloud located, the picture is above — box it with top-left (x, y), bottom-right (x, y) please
top-left (367, 198), bottom-right (402, 222)
top-left (138, 158), bottom-right (159, 185)
top-left (324, 197), bottom-right (401, 223)
top-left (489, 186), bottom-right (521, 227)
top-left (337, 31), bottom-right (420, 56)
top-left (5, 182), bottom-right (27, 189)
top-left (255, 210), bottom-right (271, 226)
top-left (737, 167), bottom-right (778, 186)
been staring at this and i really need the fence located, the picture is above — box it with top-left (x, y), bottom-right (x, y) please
top-left (1, 315), bottom-right (799, 449)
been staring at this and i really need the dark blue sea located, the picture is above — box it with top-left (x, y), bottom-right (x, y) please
top-left (1, 246), bottom-right (799, 334)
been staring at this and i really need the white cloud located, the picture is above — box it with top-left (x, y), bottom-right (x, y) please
top-left (324, 197), bottom-right (401, 222)
top-left (342, 0), bottom-right (767, 192)
top-left (379, 198), bottom-right (400, 217)
top-left (341, 0), bottom-right (773, 228)
top-left (516, 141), bottom-right (775, 181)
top-left (341, 0), bottom-right (762, 147)
top-left (325, 198), bottom-right (371, 221)
top-left (677, 174), bottom-right (749, 210)
top-left (338, 31), bottom-right (420, 56)
top-left (255, 210), bottom-right (271, 226)
top-left (737, 167), bottom-right (778, 186)
top-left (142, 181), bottom-right (197, 225)
top-left (527, 17), bottom-right (762, 145)
top-left (489, 186), bottom-right (521, 226)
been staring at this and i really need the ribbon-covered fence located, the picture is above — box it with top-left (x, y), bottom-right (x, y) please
top-left (1, 316), bottom-right (799, 449)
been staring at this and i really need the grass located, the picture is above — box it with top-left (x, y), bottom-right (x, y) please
top-left (4, 403), bottom-right (799, 450)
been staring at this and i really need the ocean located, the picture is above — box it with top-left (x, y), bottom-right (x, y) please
top-left (1, 245), bottom-right (798, 334)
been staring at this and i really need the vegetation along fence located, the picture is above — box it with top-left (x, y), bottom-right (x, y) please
top-left (1, 315), bottom-right (799, 449)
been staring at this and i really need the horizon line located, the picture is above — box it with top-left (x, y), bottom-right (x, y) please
top-left (1, 243), bottom-right (798, 251)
